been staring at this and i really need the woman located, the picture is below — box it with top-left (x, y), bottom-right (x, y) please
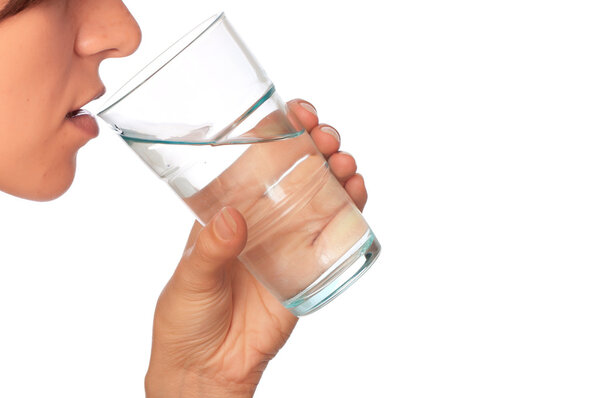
top-left (0, 0), bottom-right (369, 396)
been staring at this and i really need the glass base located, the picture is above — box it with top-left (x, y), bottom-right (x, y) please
top-left (282, 228), bottom-right (381, 316)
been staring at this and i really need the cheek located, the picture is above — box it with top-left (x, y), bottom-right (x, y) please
top-left (0, 5), bottom-right (79, 201)
top-left (0, 9), bottom-right (73, 124)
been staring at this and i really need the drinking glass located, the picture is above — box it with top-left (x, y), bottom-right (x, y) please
top-left (98, 12), bottom-right (380, 316)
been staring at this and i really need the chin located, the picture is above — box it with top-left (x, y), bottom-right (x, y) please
top-left (31, 177), bottom-right (75, 202)
top-left (23, 157), bottom-right (77, 202)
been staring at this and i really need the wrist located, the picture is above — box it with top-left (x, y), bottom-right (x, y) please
top-left (145, 368), bottom-right (256, 398)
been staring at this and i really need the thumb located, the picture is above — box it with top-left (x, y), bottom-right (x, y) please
top-left (172, 207), bottom-right (248, 294)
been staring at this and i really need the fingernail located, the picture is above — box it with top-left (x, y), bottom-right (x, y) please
top-left (214, 207), bottom-right (237, 241)
top-left (300, 102), bottom-right (318, 117)
top-left (321, 126), bottom-right (340, 143)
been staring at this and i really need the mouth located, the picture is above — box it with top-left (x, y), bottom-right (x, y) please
top-left (63, 87), bottom-right (105, 138)
top-left (66, 87), bottom-right (106, 119)
top-left (65, 108), bottom-right (93, 119)
top-left (65, 108), bottom-right (99, 138)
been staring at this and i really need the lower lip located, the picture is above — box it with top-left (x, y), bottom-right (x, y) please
top-left (67, 113), bottom-right (99, 138)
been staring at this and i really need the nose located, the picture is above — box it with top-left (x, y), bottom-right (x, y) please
top-left (74, 0), bottom-right (142, 60)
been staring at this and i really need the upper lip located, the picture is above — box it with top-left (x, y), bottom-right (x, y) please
top-left (66, 86), bottom-right (106, 117)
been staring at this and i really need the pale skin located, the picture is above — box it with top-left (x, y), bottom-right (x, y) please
top-left (0, 1), bottom-right (368, 397)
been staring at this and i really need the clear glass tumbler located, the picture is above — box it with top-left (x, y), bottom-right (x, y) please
top-left (98, 12), bottom-right (380, 316)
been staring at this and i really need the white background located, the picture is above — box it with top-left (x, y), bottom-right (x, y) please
top-left (1, 0), bottom-right (600, 397)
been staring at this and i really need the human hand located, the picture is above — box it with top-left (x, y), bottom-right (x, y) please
top-left (145, 99), bottom-right (368, 398)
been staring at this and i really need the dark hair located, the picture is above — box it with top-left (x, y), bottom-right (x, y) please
top-left (0, 0), bottom-right (44, 21)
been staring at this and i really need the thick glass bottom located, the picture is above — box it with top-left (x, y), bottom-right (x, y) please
top-left (282, 228), bottom-right (381, 316)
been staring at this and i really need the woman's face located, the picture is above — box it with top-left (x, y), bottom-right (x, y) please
top-left (0, 0), bottom-right (141, 201)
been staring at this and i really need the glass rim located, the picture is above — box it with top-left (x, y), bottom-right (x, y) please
top-left (98, 12), bottom-right (226, 116)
